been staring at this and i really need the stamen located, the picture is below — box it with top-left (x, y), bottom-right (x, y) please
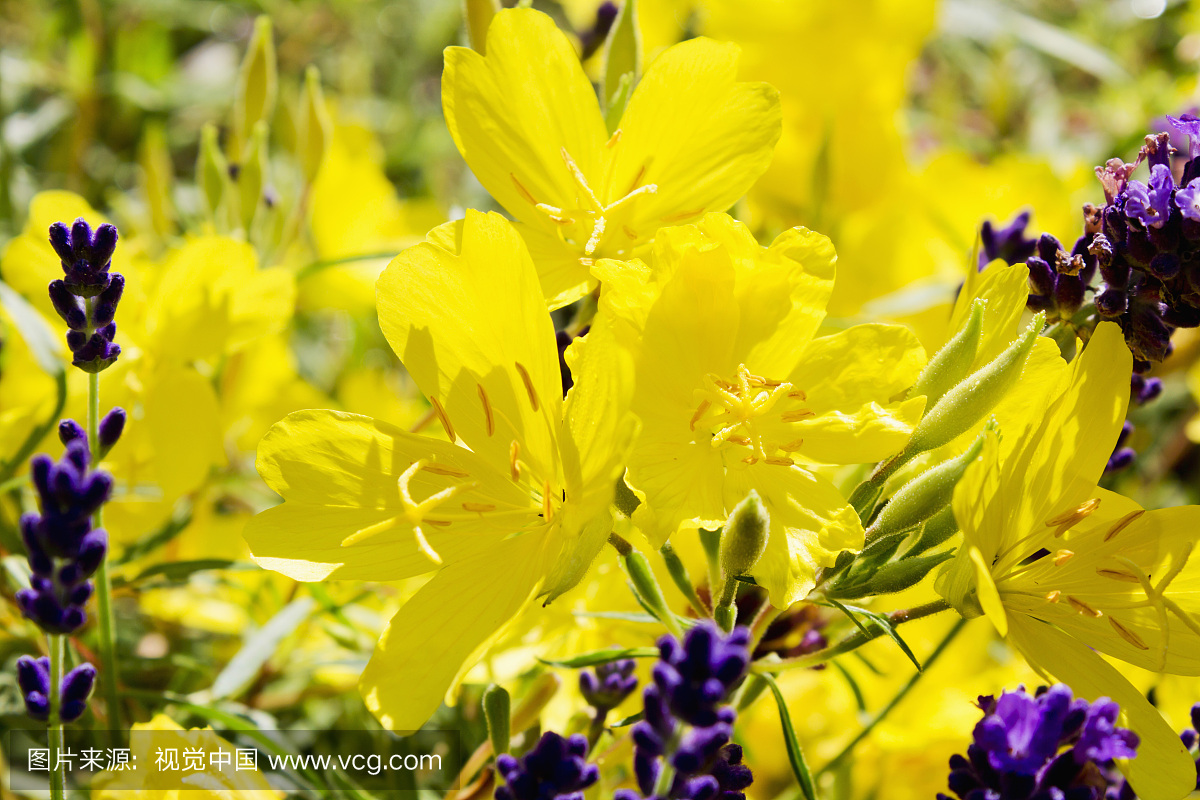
top-left (423, 519), bottom-right (451, 527)
top-left (741, 456), bottom-right (759, 465)
top-left (429, 396), bottom-right (456, 443)
top-left (560, 147), bottom-right (603, 212)
top-left (661, 207), bottom-right (704, 224)
top-left (625, 164), bottom-right (646, 195)
top-left (1053, 550), bottom-right (1074, 566)
top-left (1105, 509), bottom-right (1145, 541)
top-left (478, 383), bottom-right (495, 436)
top-left (623, 225), bottom-right (639, 240)
top-left (422, 463), bottom-right (469, 478)
top-left (462, 502), bottom-right (496, 513)
top-left (514, 362), bottom-right (541, 412)
top-left (765, 457), bottom-right (794, 467)
top-left (1067, 596), bottom-right (1103, 617)
top-left (1108, 616), bottom-right (1149, 650)
top-left (726, 435), bottom-right (751, 446)
top-left (606, 129), bottom-right (622, 148)
top-left (510, 440), bottom-right (521, 482)
top-left (1045, 498), bottom-right (1101, 536)
top-left (510, 173), bottom-right (538, 206)
top-left (781, 409), bottom-right (815, 422)
top-left (585, 215), bottom-right (606, 256)
top-left (543, 479), bottom-right (554, 522)
top-left (1044, 590), bottom-right (1061, 603)
top-left (1096, 567), bottom-right (1141, 583)
top-left (780, 439), bottom-right (805, 451)
top-left (788, 390), bottom-right (807, 401)
top-left (689, 400), bottom-right (711, 431)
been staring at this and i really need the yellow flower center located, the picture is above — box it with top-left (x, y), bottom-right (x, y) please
top-left (511, 138), bottom-right (663, 260)
top-left (689, 364), bottom-right (811, 466)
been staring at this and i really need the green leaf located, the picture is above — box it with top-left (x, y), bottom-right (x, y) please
top-left (762, 673), bottom-right (817, 800)
top-left (830, 660), bottom-right (866, 712)
top-left (120, 559), bottom-right (246, 587)
top-left (209, 596), bottom-right (315, 700)
top-left (602, 0), bottom-right (641, 124)
top-left (609, 710), bottom-right (644, 728)
top-left (537, 647), bottom-right (658, 668)
top-left (832, 601), bottom-right (921, 672)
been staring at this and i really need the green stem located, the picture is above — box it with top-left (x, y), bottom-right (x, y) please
top-left (48, 633), bottom-right (65, 800)
top-left (87, 368), bottom-right (121, 739)
top-left (752, 599), bottom-right (951, 674)
top-left (815, 617), bottom-right (966, 775)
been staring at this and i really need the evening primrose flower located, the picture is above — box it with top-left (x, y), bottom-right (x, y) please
top-left (443, 8), bottom-right (781, 308)
top-left (599, 213), bottom-right (926, 607)
top-left (937, 322), bottom-right (1200, 800)
top-left (244, 209), bottom-right (633, 731)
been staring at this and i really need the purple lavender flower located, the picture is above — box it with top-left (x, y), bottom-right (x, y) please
top-left (580, 659), bottom-right (638, 713)
top-left (47, 219), bottom-right (123, 373)
top-left (494, 732), bottom-right (598, 800)
top-left (15, 436), bottom-right (112, 634)
top-left (15, 656), bottom-right (96, 723)
top-left (1167, 114), bottom-right (1200, 161)
top-left (619, 622), bottom-right (754, 800)
top-left (1175, 178), bottom-right (1200, 222)
top-left (1123, 165), bottom-right (1174, 229)
top-left (980, 211), bottom-right (1038, 270)
top-left (939, 685), bottom-right (1139, 800)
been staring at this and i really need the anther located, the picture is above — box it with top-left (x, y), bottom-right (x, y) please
top-left (781, 409), bottom-right (815, 422)
top-left (1044, 590), bottom-right (1061, 603)
top-left (1045, 498), bottom-right (1101, 536)
top-left (661, 207), bottom-right (704, 224)
top-left (1108, 616), bottom-right (1149, 650)
top-left (510, 173), bottom-right (538, 206)
top-left (690, 400), bottom-right (711, 431)
top-left (765, 457), bottom-right (794, 467)
top-left (1104, 509), bottom-right (1145, 541)
top-left (462, 502), bottom-right (496, 513)
top-left (423, 519), bottom-right (451, 527)
top-left (788, 390), bottom-right (807, 401)
top-left (780, 439), bottom-right (805, 451)
top-left (1096, 567), bottom-right (1141, 583)
top-left (623, 225), bottom-right (638, 240)
top-left (1067, 596), bottom-right (1103, 617)
top-left (429, 396), bottom-right (456, 443)
top-left (478, 383), bottom-right (495, 437)
top-left (422, 463), bottom-right (469, 478)
top-left (1053, 550), bottom-right (1074, 566)
top-left (543, 479), bottom-right (554, 522)
top-left (510, 440), bottom-right (521, 482)
top-left (606, 129), bottom-right (622, 148)
top-left (625, 165), bottom-right (647, 196)
top-left (514, 362), bottom-right (541, 412)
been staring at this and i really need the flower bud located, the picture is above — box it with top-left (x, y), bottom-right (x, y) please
top-left (906, 314), bottom-right (1043, 455)
top-left (869, 425), bottom-right (991, 538)
top-left (58, 419), bottom-right (87, 449)
top-left (98, 407), bottom-right (126, 457)
top-left (238, 121), bottom-right (269, 232)
top-left (483, 684), bottom-right (511, 756)
top-left (719, 491), bottom-right (769, 581)
top-left (232, 16), bottom-right (277, 157)
top-left (621, 550), bottom-right (682, 637)
top-left (297, 66), bottom-right (332, 183)
top-left (198, 123), bottom-right (227, 221)
top-left (908, 298), bottom-right (984, 407)
top-left (60, 662), bottom-right (96, 723)
top-left (905, 504), bottom-right (960, 558)
top-left (835, 551), bottom-right (954, 599)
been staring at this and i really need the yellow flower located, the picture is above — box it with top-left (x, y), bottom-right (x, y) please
top-left (598, 212), bottom-right (926, 607)
top-left (91, 714), bottom-right (280, 799)
top-left (244, 209), bottom-right (634, 730)
top-left (938, 321), bottom-right (1200, 800)
top-left (443, 7), bottom-right (781, 308)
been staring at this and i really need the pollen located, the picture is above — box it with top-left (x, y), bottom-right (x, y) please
top-left (1104, 509), bottom-right (1145, 541)
top-left (514, 362), bottom-right (540, 412)
top-left (1066, 595), bottom-right (1103, 617)
top-left (1053, 550), bottom-right (1074, 566)
top-left (1044, 590), bottom-right (1061, 603)
top-left (477, 383), bottom-right (495, 436)
top-left (690, 364), bottom-right (813, 462)
top-left (429, 396), bottom-right (456, 443)
top-left (1108, 616), bottom-right (1149, 650)
top-left (605, 128), bottom-right (622, 148)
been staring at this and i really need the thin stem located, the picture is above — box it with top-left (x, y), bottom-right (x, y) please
top-left (816, 617), bottom-right (966, 775)
top-left (48, 633), bottom-right (65, 800)
top-left (752, 599), bottom-right (951, 673)
top-left (87, 368), bottom-right (121, 740)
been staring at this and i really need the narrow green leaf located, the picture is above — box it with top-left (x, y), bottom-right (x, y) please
top-left (209, 597), bottom-right (315, 700)
top-left (830, 660), bottom-right (866, 713)
top-left (121, 558), bottom-right (243, 587)
top-left (537, 646), bottom-right (658, 668)
top-left (762, 673), bottom-right (817, 800)
top-left (602, 0), bottom-right (640, 122)
top-left (609, 710), bottom-right (644, 728)
top-left (834, 602), bottom-right (922, 672)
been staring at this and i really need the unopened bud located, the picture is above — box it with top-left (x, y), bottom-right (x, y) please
top-left (719, 491), bottom-right (769, 580)
top-left (98, 407), bottom-right (126, 457)
top-left (906, 314), bottom-right (1043, 455)
top-left (232, 16), bottom-right (277, 157)
top-left (58, 419), bottom-right (87, 449)
top-left (909, 298), bottom-right (984, 407)
top-left (870, 425), bottom-right (991, 538)
top-left (238, 121), bottom-right (269, 232)
top-left (198, 123), bottom-right (227, 221)
top-left (482, 684), bottom-right (511, 755)
top-left (906, 504), bottom-right (960, 558)
top-left (837, 551), bottom-right (953, 598)
top-left (297, 66), bottom-right (331, 182)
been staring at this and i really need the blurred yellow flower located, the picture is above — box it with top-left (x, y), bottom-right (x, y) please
top-left (443, 7), bottom-right (781, 308)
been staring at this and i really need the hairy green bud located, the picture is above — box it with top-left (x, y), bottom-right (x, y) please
top-left (483, 684), bottom-right (511, 755)
top-left (832, 550), bottom-right (954, 599)
top-left (906, 313), bottom-right (1043, 455)
top-left (720, 491), bottom-right (770, 580)
top-left (909, 298), bottom-right (984, 407)
top-left (906, 504), bottom-right (961, 558)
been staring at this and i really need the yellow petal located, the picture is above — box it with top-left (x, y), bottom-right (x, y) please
top-left (1008, 615), bottom-right (1197, 800)
top-left (442, 8), bottom-right (607, 228)
top-left (377, 209), bottom-right (562, 475)
top-left (359, 533), bottom-right (547, 731)
top-left (628, 434), bottom-right (728, 546)
top-left (727, 462), bottom-right (864, 607)
top-left (611, 38), bottom-right (781, 230)
top-left (512, 221), bottom-right (598, 310)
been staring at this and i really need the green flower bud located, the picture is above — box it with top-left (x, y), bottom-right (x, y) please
top-left (232, 16), bottom-right (277, 158)
top-left (238, 121), bottom-right (269, 232)
top-left (483, 684), bottom-right (511, 755)
top-left (464, 0), bottom-right (500, 54)
top-left (603, 0), bottom-right (641, 125)
top-left (197, 123), bottom-right (227, 222)
top-left (906, 504), bottom-right (960, 558)
top-left (297, 66), bottom-right (331, 183)
top-left (720, 491), bottom-right (769, 580)
top-left (831, 550), bottom-right (954, 599)
top-left (906, 313), bottom-right (1043, 455)
top-left (908, 298), bottom-right (984, 407)
top-left (139, 121), bottom-right (175, 238)
top-left (869, 425), bottom-right (990, 538)
top-left (621, 550), bottom-right (682, 636)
